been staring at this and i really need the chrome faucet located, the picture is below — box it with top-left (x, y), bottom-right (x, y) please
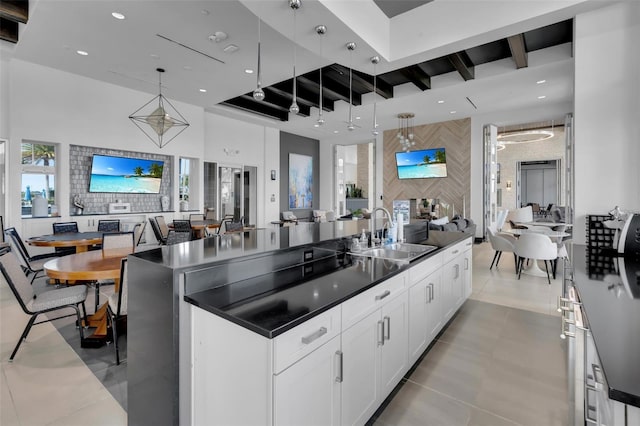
top-left (370, 207), bottom-right (392, 247)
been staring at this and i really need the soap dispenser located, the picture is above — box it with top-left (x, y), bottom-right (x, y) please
top-left (360, 229), bottom-right (368, 247)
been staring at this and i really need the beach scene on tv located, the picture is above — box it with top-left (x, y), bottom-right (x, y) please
top-left (395, 148), bottom-right (447, 179)
top-left (89, 155), bottom-right (164, 193)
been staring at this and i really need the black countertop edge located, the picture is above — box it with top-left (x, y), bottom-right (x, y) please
top-left (185, 231), bottom-right (470, 339)
top-left (610, 388), bottom-right (640, 408)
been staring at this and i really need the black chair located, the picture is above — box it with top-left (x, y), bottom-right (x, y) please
top-left (154, 216), bottom-right (170, 241)
top-left (4, 227), bottom-right (58, 284)
top-left (166, 230), bottom-right (191, 245)
top-left (189, 213), bottom-right (205, 222)
top-left (52, 221), bottom-right (79, 255)
top-left (0, 215), bottom-right (9, 252)
top-left (172, 219), bottom-right (193, 240)
top-left (107, 258), bottom-right (128, 365)
top-left (97, 219), bottom-right (120, 233)
top-left (132, 222), bottom-right (147, 246)
top-left (0, 250), bottom-right (88, 361)
top-left (148, 217), bottom-right (166, 245)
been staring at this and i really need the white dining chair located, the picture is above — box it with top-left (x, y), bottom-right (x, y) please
top-left (496, 209), bottom-right (509, 232)
top-left (513, 233), bottom-right (558, 284)
top-left (487, 226), bottom-right (517, 271)
top-left (509, 206), bottom-right (534, 225)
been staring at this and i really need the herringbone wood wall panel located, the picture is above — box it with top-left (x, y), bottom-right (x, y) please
top-left (383, 118), bottom-right (471, 218)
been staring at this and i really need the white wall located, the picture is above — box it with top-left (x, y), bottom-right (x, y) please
top-left (203, 112), bottom-right (280, 227)
top-left (574, 2), bottom-right (640, 244)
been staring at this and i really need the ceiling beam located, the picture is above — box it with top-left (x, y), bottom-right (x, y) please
top-left (507, 34), bottom-right (528, 69)
top-left (269, 82), bottom-right (319, 112)
top-left (399, 65), bottom-right (431, 91)
top-left (297, 75), bottom-right (361, 106)
top-left (221, 97), bottom-right (289, 121)
top-left (242, 92), bottom-right (310, 117)
top-left (329, 64), bottom-right (394, 99)
top-left (447, 52), bottom-right (474, 81)
top-left (291, 79), bottom-right (335, 112)
top-left (0, 17), bottom-right (18, 43)
top-left (0, 0), bottom-right (28, 23)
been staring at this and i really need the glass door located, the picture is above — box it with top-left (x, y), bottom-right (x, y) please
top-left (218, 164), bottom-right (257, 225)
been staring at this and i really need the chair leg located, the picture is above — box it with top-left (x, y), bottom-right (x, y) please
top-left (552, 258), bottom-right (558, 279)
top-left (490, 251), bottom-right (500, 270)
top-left (10, 314), bottom-right (38, 361)
top-left (544, 260), bottom-right (551, 285)
top-left (517, 257), bottom-right (523, 280)
top-left (94, 282), bottom-right (100, 312)
top-left (496, 251), bottom-right (503, 267)
top-left (107, 307), bottom-right (120, 365)
top-left (73, 305), bottom-right (85, 340)
top-left (513, 253), bottom-right (518, 272)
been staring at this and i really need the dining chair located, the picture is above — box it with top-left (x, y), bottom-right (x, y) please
top-left (52, 221), bottom-right (79, 255)
top-left (148, 218), bottom-right (166, 245)
top-left (495, 209), bottom-right (509, 232)
top-left (0, 250), bottom-right (88, 361)
top-left (509, 206), bottom-right (534, 225)
top-left (487, 227), bottom-right (517, 271)
top-left (154, 216), bottom-right (170, 240)
top-left (97, 219), bottom-right (120, 233)
top-left (4, 227), bottom-right (59, 284)
top-left (205, 210), bottom-right (216, 220)
top-left (513, 233), bottom-right (558, 284)
top-left (132, 222), bottom-right (147, 246)
top-left (189, 213), bottom-right (205, 222)
top-left (166, 230), bottom-right (191, 245)
top-left (107, 258), bottom-right (127, 365)
top-left (217, 214), bottom-right (235, 234)
top-left (102, 231), bottom-right (135, 252)
top-left (0, 215), bottom-right (10, 251)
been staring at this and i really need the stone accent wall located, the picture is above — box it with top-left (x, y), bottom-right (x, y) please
top-left (69, 145), bottom-right (172, 214)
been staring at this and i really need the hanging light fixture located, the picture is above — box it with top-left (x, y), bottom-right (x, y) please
top-left (371, 55), bottom-right (380, 136)
top-left (289, 0), bottom-right (300, 114)
top-left (129, 68), bottom-right (189, 149)
top-left (315, 25), bottom-right (326, 126)
top-left (397, 112), bottom-right (416, 152)
top-left (253, 17), bottom-right (265, 101)
top-left (346, 42), bottom-right (356, 131)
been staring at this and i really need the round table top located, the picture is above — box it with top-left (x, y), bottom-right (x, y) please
top-left (515, 221), bottom-right (573, 228)
top-left (27, 232), bottom-right (104, 248)
top-left (43, 249), bottom-right (128, 281)
top-left (505, 228), bottom-right (570, 238)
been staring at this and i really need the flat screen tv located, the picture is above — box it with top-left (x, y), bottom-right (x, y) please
top-left (88, 154), bottom-right (164, 193)
top-left (395, 148), bottom-right (447, 179)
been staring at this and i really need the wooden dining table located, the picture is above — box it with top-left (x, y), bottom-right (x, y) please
top-left (27, 231), bottom-right (104, 253)
top-left (169, 219), bottom-right (221, 239)
top-left (43, 248), bottom-right (131, 345)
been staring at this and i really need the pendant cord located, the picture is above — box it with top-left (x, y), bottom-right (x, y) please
top-left (257, 18), bottom-right (261, 89)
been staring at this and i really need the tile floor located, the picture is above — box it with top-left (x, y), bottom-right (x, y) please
top-left (1, 242), bottom-right (567, 426)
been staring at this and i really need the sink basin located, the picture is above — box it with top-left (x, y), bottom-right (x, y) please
top-left (351, 243), bottom-right (438, 263)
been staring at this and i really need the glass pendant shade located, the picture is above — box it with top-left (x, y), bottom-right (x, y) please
top-left (129, 68), bottom-right (189, 149)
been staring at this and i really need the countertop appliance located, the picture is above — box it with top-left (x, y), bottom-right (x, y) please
top-left (617, 213), bottom-right (640, 256)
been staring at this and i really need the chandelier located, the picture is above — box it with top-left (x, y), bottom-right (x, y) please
top-left (129, 68), bottom-right (189, 149)
top-left (497, 129), bottom-right (554, 144)
top-left (397, 113), bottom-right (416, 151)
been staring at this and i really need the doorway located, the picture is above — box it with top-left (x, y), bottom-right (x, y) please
top-left (216, 164), bottom-right (257, 225)
top-left (518, 160), bottom-right (560, 208)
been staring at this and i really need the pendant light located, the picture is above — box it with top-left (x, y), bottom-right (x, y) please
top-left (289, 0), bottom-right (300, 114)
top-left (315, 25), bottom-right (326, 126)
top-left (253, 18), bottom-right (265, 101)
top-left (346, 42), bottom-right (356, 131)
top-left (371, 55), bottom-right (380, 136)
top-left (129, 68), bottom-right (189, 149)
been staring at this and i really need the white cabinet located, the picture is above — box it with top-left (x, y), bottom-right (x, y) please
top-left (441, 238), bottom-right (472, 322)
top-left (341, 279), bottom-right (408, 426)
top-left (408, 267), bottom-right (442, 365)
top-left (273, 335), bottom-right (342, 426)
top-left (462, 243), bottom-right (473, 299)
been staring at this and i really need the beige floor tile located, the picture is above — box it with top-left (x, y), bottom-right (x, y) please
top-left (45, 394), bottom-right (126, 426)
top-left (0, 368), bottom-right (20, 426)
top-left (466, 407), bottom-right (521, 426)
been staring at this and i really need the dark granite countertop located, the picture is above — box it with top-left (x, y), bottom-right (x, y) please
top-left (571, 244), bottom-right (640, 407)
top-left (184, 229), bottom-right (470, 338)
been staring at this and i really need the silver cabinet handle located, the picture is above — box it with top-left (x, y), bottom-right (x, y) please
top-left (426, 283), bottom-right (433, 303)
top-left (464, 258), bottom-right (469, 270)
top-left (592, 364), bottom-right (604, 390)
top-left (375, 290), bottom-right (391, 301)
top-left (466, 242), bottom-right (472, 246)
top-left (301, 326), bottom-right (327, 344)
top-left (454, 264), bottom-right (460, 279)
top-left (429, 283), bottom-right (434, 302)
top-left (378, 320), bottom-right (385, 346)
top-left (452, 249), bottom-right (459, 255)
top-left (335, 350), bottom-right (343, 383)
top-left (384, 316), bottom-right (391, 340)
top-left (585, 386), bottom-right (598, 424)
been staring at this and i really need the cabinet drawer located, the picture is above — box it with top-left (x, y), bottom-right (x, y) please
top-left (273, 305), bottom-right (341, 374)
top-left (409, 253), bottom-right (442, 286)
top-left (342, 272), bottom-right (407, 330)
top-left (442, 238), bottom-right (472, 264)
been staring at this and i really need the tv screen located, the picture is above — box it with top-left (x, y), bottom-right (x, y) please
top-left (395, 148), bottom-right (447, 179)
top-left (88, 154), bottom-right (164, 193)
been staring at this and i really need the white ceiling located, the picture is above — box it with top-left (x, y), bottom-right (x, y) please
top-left (4, 0), bottom-right (604, 144)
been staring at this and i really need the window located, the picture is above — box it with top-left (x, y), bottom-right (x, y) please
top-left (179, 157), bottom-right (190, 208)
top-left (21, 142), bottom-right (57, 217)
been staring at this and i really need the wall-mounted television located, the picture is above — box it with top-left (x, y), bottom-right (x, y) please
top-left (88, 154), bottom-right (164, 193)
top-left (395, 148), bottom-right (447, 179)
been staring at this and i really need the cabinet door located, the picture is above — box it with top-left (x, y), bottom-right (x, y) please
top-left (462, 248), bottom-right (472, 300)
top-left (341, 310), bottom-right (381, 426)
top-left (273, 335), bottom-right (341, 426)
top-left (379, 293), bottom-right (409, 398)
top-left (442, 259), bottom-right (457, 322)
top-left (408, 279), bottom-right (429, 365)
top-left (426, 270), bottom-right (443, 342)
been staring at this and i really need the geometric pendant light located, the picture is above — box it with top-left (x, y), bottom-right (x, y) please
top-left (129, 68), bottom-right (189, 149)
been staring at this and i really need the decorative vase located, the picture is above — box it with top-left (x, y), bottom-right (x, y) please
top-left (179, 200), bottom-right (189, 211)
top-left (32, 193), bottom-right (48, 217)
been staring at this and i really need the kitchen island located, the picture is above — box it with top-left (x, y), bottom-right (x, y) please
top-left (127, 221), bottom-right (472, 426)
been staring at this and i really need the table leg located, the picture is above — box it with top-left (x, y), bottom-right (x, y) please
top-left (76, 245), bottom-right (89, 253)
top-left (521, 259), bottom-right (550, 278)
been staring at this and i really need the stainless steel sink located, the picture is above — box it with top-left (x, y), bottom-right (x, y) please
top-left (351, 242), bottom-right (438, 263)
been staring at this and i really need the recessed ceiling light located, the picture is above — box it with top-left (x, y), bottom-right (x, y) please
top-left (437, 100), bottom-right (445, 104)
top-left (199, 89), bottom-right (207, 93)
top-left (76, 50), bottom-right (88, 56)
top-left (201, 9), bottom-right (210, 15)
top-left (314, 124), bottom-right (320, 128)
top-left (333, 130), bottom-right (339, 134)
top-left (150, 54), bottom-right (159, 59)
top-left (450, 110), bottom-right (456, 114)
top-left (111, 12), bottom-right (125, 20)
top-left (537, 95), bottom-right (547, 99)
top-left (223, 44), bottom-right (239, 53)
top-left (536, 79), bottom-right (547, 84)
top-left (183, 66), bottom-right (192, 71)
top-left (355, 116), bottom-right (361, 120)
top-left (244, 69), bottom-right (254, 74)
